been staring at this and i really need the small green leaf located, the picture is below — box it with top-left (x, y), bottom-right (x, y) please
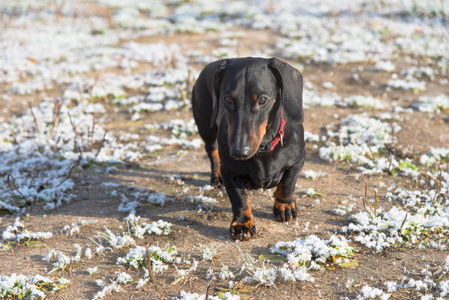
top-left (1, 241), bottom-right (15, 250)
top-left (25, 241), bottom-right (44, 247)
top-left (258, 253), bottom-right (287, 263)
top-left (398, 161), bottom-right (419, 171)
top-left (389, 169), bottom-right (398, 176)
top-left (339, 260), bottom-right (358, 269)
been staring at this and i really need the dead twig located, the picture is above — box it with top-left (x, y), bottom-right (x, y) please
top-left (205, 278), bottom-right (215, 300)
top-left (28, 102), bottom-right (40, 134)
top-left (68, 112), bottom-right (79, 137)
top-left (146, 246), bottom-right (165, 299)
top-left (374, 189), bottom-right (379, 216)
top-left (51, 100), bottom-right (62, 136)
top-left (420, 170), bottom-right (445, 204)
top-left (420, 171), bottom-right (441, 192)
top-left (88, 117), bottom-right (96, 148)
top-left (54, 164), bottom-right (76, 188)
top-left (399, 213), bottom-right (409, 234)
top-left (93, 130), bottom-right (108, 161)
top-left (363, 181), bottom-right (374, 214)
top-left (7, 173), bottom-right (25, 199)
top-left (367, 141), bottom-right (375, 159)
top-left (74, 140), bottom-right (83, 162)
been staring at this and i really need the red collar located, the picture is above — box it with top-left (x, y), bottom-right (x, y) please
top-left (268, 109), bottom-right (285, 151)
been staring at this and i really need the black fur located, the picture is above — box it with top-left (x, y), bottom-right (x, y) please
top-left (192, 57), bottom-right (306, 241)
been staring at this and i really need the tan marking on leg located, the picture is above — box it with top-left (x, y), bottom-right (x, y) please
top-left (274, 198), bottom-right (297, 221)
top-left (231, 196), bottom-right (255, 240)
top-left (211, 148), bottom-right (221, 177)
top-left (275, 185), bottom-right (287, 200)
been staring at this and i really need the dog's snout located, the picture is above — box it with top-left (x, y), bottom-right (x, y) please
top-left (230, 145), bottom-right (251, 160)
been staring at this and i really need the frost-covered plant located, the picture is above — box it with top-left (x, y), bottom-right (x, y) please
top-left (87, 267), bottom-right (99, 275)
top-left (302, 170), bottom-right (326, 179)
top-left (125, 215), bottom-right (172, 239)
top-left (218, 264), bottom-right (236, 281)
top-left (200, 244), bottom-right (217, 261)
top-left (356, 285), bottom-right (391, 299)
top-left (342, 200), bottom-right (449, 252)
top-left (61, 219), bottom-right (98, 236)
top-left (301, 188), bottom-right (323, 197)
top-left (374, 60), bottom-right (395, 72)
top-left (97, 227), bottom-right (136, 249)
top-left (271, 235), bottom-right (355, 270)
top-left (186, 195), bottom-right (218, 209)
top-left (0, 274), bottom-right (70, 299)
top-left (240, 253), bottom-right (278, 287)
top-left (178, 290), bottom-right (241, 300)
top-left (157, 119), bottom-right (198, 139)
top-left (173, 259), bottom-right (199, 284)
top-left (44, 244), bottom-right (84, 273)
top-left (117, 245), bottom-right (177, 273)
top-left (92, 272), bottom-right (132, 300)
top-left (387, 79), bottom-right (426, 92)
top-left (339, 96), bottom-right (385, 109)
top-left (147, 192), bottom-right (169, 206)
top-left (304, 131), bottom-right (320, 143)
top-left (420, 148), bottom-right (449, 166)
top-left (414, 94), bottom-right (449, 113)
top-left (1, 217), bottom-right (53, 243)
top-left (319, 114), bottom-right (401, 172)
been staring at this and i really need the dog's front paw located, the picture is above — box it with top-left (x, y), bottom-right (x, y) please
top-left (229, 219), bottom-right (256, 241)
top-left (210, 172), bottom-right (222, 187)
top-left (273, 198), bottom-right (298, 222)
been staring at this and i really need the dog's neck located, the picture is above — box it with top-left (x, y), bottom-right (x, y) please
top-left (259, 106), bottom-right (284, 152)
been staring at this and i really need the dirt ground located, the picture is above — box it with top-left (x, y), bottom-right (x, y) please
top-left (1, 17), bottom-right (449, 300)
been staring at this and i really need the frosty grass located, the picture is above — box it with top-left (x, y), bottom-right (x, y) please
top-left (1, 0), bottom-right (448, 298)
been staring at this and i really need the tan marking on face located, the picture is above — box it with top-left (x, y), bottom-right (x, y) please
top-left (248, 118), bottom-right (268, 157)
top-left (253, 94), bottom-right (258, 101)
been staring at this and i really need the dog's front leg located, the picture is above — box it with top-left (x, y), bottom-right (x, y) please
top-left (273, 158), bottom-right (305, 222)
top-left (221, 168), bottom-right (255, 241)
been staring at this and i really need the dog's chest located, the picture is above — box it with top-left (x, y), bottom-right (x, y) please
top-left (227, 157), bottom-right (285, 190)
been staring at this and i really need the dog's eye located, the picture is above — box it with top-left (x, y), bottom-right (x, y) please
top-left (258, 96), bottom-right (268, 105)
top-left (224, 97), bottom-right (232, 105)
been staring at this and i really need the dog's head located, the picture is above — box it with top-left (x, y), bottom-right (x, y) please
top-left (210, 57), bottom-right (287, 160)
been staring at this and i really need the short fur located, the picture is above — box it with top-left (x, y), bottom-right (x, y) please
top-left (192, 57), bottom-right (306, 240)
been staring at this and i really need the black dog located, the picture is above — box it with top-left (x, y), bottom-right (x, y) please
top-left (192, 57), bottom-right (305, 241)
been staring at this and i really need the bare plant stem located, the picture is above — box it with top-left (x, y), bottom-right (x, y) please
top-left (28, 102), bottom-right (40, 134)
top-left (374, 189), bottom-right (379, 216)
top-left (205, 278), bottom-right (215, 300)
top-left (363, 182), bottom-right (374, 214)
top-left (146, 246), bottom-right (165, 299)
top-left (94, 130), bottom-right (108, 161)
top-left (400, 214), bottom-right (409, 233)
top-left (55, 164), bottom-right (76, 188)
top-left (7, 173), bottom-right (25, 199)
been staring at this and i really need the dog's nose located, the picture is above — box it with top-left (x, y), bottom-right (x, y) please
top-left (230, 146), bottom-right (251, 160)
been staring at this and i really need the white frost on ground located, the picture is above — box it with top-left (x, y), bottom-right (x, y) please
top-left (0, 274), bottom-right (70, 299)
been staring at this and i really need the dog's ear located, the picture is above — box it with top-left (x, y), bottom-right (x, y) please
top-left (268, 58), bottom-right (284, 106)
top-left (210, 59), bottom-right (228, 128)
top-left (269, 57), bottom-right (304, 123)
